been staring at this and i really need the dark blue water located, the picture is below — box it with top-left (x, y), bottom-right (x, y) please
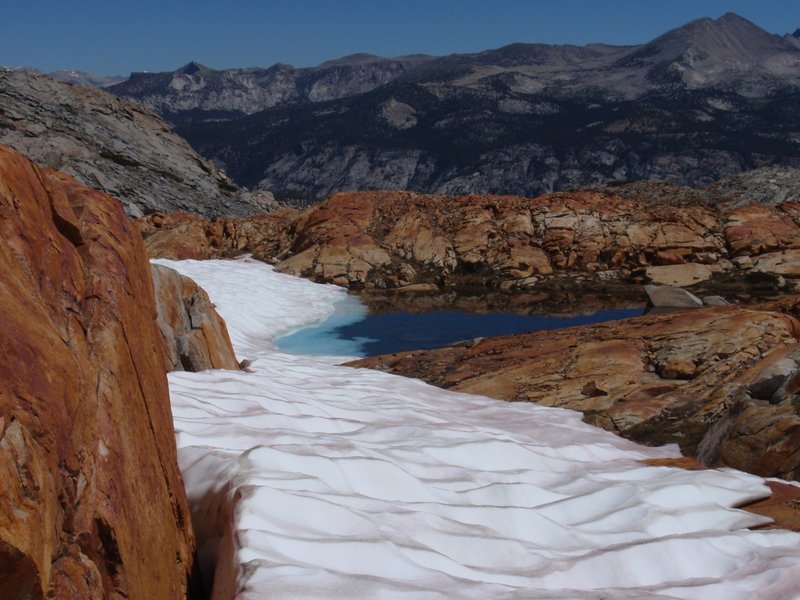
top-left (277, 299), bottom-right (644, 357)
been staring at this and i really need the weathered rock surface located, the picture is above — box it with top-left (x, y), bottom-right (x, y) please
top-left (139, 190), bottom-right (800, 295)
top-left (0, 68), bottom-right (278, 218)
top-left (705, 166), bottom-right (800, 209)
top-left (723, 204), bottom-right (800, 256)
top-left (0, 145), bottom-right (196, 597)
top-left (644, 285), bottom-right (703, 308)
top-left (151, 264), bottom-right (240, 372)
top-left (351, 298), bottom-right (800, 480)
top-left (589, 167), bottom-right (800, 211)
top-left (271, 190), bottom-right (729, 289)
top-left (643, 264), bottom-right (720, 287)
top-left (137, 210), bottom-right (295, 262)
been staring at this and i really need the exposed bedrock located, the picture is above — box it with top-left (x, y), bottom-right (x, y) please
top-left (138, 190), bottom-right (800, 295)
top-left (0, 69), bottom-right (278, 218)
top-left (351, 298), bottom-right (800, 480)
top-left (0, 145), bottom-right (198, 598)
top-left (138, 210), bottom-right (295, 263)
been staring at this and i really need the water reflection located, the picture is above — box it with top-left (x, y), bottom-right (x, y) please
top-left (277, 288), bottom-right (645, 357)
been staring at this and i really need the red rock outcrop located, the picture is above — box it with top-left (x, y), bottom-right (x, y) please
top-left (274, 191), bottom-right (728, 289)
top-left (138, 190), bottom-right (800, 293)
top-left (724, 204), bottom-right (800, 256)
top-left (151, 264), bottom-right (240, 372)
top-left (137, 210), bottom-right (294, 262)
top-left (351, 298), bottom-right (800, 480)
top-left (0, 146), bottom-right (196, 598)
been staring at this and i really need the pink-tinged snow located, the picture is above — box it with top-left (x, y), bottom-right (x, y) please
top-left (156, 258), bottom-right (800, 600)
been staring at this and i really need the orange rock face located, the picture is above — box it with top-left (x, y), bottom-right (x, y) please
top-left (139, 190), bottom-right (800, 292)
top-left (274, 191), bottom-right (726, 288)
top-left (724, 204), bottom-right (800, 256)
top-left (0, 146), bottom-right (196, 598)
top-left (138, 210), bottom-right (294, 263)
top-left (352, 299), bottom-right (800, 480)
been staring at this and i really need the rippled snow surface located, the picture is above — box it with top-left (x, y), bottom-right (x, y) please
top-left (156, 258), bottom-right (800, 600)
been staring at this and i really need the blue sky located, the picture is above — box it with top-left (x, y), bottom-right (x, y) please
top-left (2, 1), bottom-right (799, 75)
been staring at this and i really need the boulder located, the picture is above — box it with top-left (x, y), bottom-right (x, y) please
top-left (138, 212), bottom-right (218, 260)
top-left (702, 295), bottom-right (729, 306)
top-left (718, 403), bottom-right (800, 478)
top-left (751, 249), bottom-right (800, 278)
top-left (0, 145), bottom-right (196, 598)
top-left (644, 285), bottom-right (703, 308)
top-left (137, 210), bottom-right (294, 262)
top-left (724, 205), bottom-right (800, 256)
top-left (151, 264), bottom-right (240, 372)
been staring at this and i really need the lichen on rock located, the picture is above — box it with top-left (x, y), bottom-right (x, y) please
top-left (0, 145), bottom-right (197, 598)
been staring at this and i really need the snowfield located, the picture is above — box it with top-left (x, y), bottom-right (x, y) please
top-left (156, 258), bottom-right (800, 600)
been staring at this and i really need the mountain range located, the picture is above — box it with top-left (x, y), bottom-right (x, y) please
top-left (104, 13), bottom-right (800, 203)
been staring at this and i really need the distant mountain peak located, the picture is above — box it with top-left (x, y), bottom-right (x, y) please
top-left (32, 69), bottom-right (125, 88)
top-left (177, 61), bottom-right (212, 75)
top-left (661, 12), bottom-right (777, 45)
top-left (792, 28), bottom-right (800, 38)
top-left (717, 11), bottom-right (754, 24)
top-left (317, 53), bottom-right (382, 68)
top-left (314, 53), bottom-right (434, 70)
top-left (620, 11), bottom-right (798, 72)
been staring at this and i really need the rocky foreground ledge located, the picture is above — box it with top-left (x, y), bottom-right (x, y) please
top-left (351, 297), bottom-right (800, 480)
top-left (138, 189), bottom-right (800, 295)
top-left (0, 145), bottom-right (240, 597)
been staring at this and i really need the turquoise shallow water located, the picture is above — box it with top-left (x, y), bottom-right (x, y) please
top-left (277, 296), bottom-right (644, 357)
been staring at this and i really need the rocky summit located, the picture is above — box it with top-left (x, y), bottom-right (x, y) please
top-left (0, 69), bottom-right (278, 218)
top-left (111, 13), bottom-right (800, 203)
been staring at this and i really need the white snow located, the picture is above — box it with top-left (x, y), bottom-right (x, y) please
top-left (156, 258), bottom-right (800, 600)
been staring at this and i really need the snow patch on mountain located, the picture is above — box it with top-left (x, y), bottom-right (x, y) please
top-left (157, 258), bottom-right (800, 599)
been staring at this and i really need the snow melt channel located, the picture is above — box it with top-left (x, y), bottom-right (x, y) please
top-left (156, 258), bottom-right (800, 600)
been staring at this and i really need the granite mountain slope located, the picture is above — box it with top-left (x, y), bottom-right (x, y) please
top-left (109, 54), bottom-right (433, 124)
top-left (111, 13), bottom-right (800, 203)
top-left (0, 69), bottom-right (277, 217)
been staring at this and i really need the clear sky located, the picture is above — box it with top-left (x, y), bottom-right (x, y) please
top-left (2, 0), bottom-right (799, 76)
